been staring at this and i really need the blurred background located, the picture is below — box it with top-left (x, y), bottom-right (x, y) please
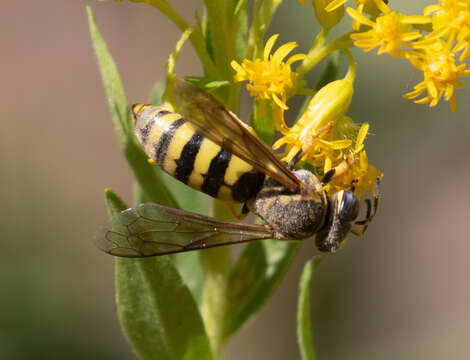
top-left (1, 0), bottom-right (469, 359)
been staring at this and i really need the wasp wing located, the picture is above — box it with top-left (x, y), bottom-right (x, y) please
top-left (95, 203), bottom-right (275, 257)
top-left (173, 80), bottom-right (301, 190)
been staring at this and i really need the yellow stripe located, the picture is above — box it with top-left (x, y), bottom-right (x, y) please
top-left (143, 118), bottom-right (164, 159)
top-left (163, 122), bottom-right (196, 174)
top-left (142, 112), bottom-right (183, 159)
top-left (155, 112), bottom-right (182, 124)
top-left (133, 103), bottom-right (151, 116)
top-left (187, 138), bottom-right (222, 191)
top-left (224, 156), bottom-right (254, 186)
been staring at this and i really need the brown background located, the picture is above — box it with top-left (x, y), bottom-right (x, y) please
top-left (1, 1), bottom-right (469, 359)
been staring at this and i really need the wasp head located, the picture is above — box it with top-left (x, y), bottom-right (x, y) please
top-left (315, 190), bottom-right (360, 252)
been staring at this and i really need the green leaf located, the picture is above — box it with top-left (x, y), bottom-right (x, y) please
top-left (225, 240), bottom-right (301, 336)
top-left (233, 0), bottom-right (248, 62)
top-left (200, 8), bottom-right (215, 66)
top-left (104, 188), bottom-right (129, 216)
top-left (251, 99), bottom-right (275, 145)
top-left (115, 256), bottom-right (213, 360)
top-left (205, 80), bottom-right (230, 89)
top-left (87, 7), bottom-right (131, 145)
top-left (87, 6), bottom-right (177, 208)
top-left (204, 1), bottom-right (232, 76)
top-left (164, 27), bottom-right (194, 104)
top-left (297, 256), bottom-right (323, 360)
top-left (103, 189), bottom-right (213, 360)
top-left (148, 82), bottom-right (165, 105)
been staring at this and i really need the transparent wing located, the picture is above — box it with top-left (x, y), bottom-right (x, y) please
top-left (95, 203), bottom-right (275, 257)
top-left (173, 80), bottom-right (301, 190)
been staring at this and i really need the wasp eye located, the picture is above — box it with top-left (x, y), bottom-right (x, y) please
top-left (338, 190), bottom-right (359, 221)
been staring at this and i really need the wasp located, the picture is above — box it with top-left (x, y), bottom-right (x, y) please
top-left (95, 80), bottom-right (379, 257)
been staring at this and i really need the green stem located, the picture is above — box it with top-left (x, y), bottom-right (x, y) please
top-left (246, 0), bottom-right (283, 60)
top-left (343, 48), bottom-right (356, 82)
top-left (143, 0), bottom-right (220, 78)
top-left (200, 200), bottom-right (232, 359)
top-left (227, 83), bottom-right (241, 113)
top-left (204, 0), bottom-right (230, 69)
top-left (297, 33), bottom-right (353, 78)
top-left (201, 247), bottom-right (230, 359)
top-left (246, 0), bottom-right (262, 60)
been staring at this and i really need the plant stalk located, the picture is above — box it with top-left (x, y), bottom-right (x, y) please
top-left (200, 200), bottom-right (233, 359)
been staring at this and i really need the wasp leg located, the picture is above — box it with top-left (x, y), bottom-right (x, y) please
top-left (287, 149), bottom-right (304, 170)
top-left (225, 201), bottom-right (248, 221)
top-left (241, 202), bottom-right (250, 215)
top-left (353, 176), bottom-right (381, 234)
top-left (351, 228), bottom-right (363, 236)
top-left (355, 199), bottom-right (372, 225)
top-left (321, 168), bottom-right (336, 186)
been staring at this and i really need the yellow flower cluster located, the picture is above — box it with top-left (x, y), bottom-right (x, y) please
top-left (272, 88), bottom-right (379, 198)
top-left (232, 33), bottom-right (379, 198)
top-left (344, 0), bottom-right (470, 111)
top-left (231, 35), bottom-right (306, 132)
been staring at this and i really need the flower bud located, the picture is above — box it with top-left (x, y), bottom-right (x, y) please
top-left (313, 0), bottom-right (344, 30)
top-left (294, 76), bottom-right (353, 146)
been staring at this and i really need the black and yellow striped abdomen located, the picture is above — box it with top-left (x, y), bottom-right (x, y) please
top-left (132, 104), bottom-right (265, 202)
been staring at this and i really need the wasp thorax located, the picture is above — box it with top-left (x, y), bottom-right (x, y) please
top-left (252, 170), bottom-right (327, 240)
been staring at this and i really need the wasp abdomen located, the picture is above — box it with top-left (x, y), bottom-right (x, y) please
top-left (133, 104), bottom-right (265, 202)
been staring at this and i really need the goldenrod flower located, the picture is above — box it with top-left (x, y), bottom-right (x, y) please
top-left (231, 34), bottom-right (306, 117)
top-left (272, 58), bottom-right (378, 198)
top-left (424, 0), bottom-right (470, 61)
top-left (404, 41), bottom-right (470, 111)
top-left (327, 0), bottom-right (385, 30)
top-left (325, 123), bottom-right (379, 198)
top-left (347, 0), bottom-right (431, 56)
top-left (275, 109), bottom-right (378, 197)
top-left (274, 119), bottom-right (353, 169)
